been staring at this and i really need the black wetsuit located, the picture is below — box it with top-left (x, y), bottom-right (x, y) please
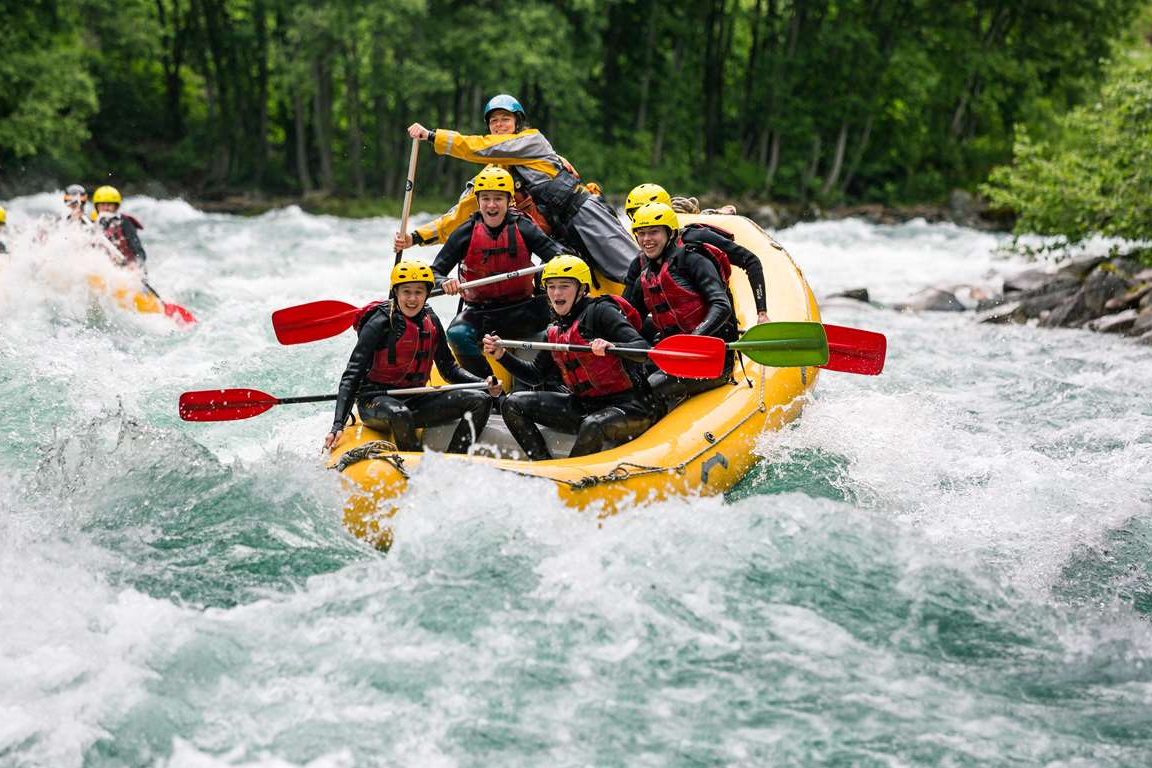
top-left (431, 212), bottom-right (566, 378)
top-left (100, 214), bottom-right (148, 269)
top-left (681, 223), bottom-right (767, 315)
top-left (332, 304), bottom-right (492, 453)
top-left (497, 296), bottom-right (658, 460)
top-left (623, 242), bottom-right (737, 410)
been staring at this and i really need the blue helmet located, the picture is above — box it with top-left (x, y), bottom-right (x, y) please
top-left (483, 94), bottom-right (526, 122)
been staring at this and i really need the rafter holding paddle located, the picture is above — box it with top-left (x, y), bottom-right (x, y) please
top-left (270, 265), bottom-right (547, 345)
top-left (495, 334), bottom-right (728, 380)
top-left (393, 138), bottom-right (420, 266)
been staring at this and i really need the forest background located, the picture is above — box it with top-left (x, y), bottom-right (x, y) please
top-left (2, 0), bottom-right (1150, 241)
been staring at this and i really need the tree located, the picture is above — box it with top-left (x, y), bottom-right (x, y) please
top-left (984, 55), bottom-right (1152, 243)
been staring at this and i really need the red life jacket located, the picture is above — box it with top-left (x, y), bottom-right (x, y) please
top-left (365, 308), bottom-right (438, 388)
top-left (677, 224), bottom-right (733, 284)
top-left (460, 215), bottom-right (535, 304)
top-left (639, 248), bottom-right (710, 334)
top-left (547, 302), bottom-right (635, 398)
top-left (102, 214), bottom-right (144, 265)
top-left (595, 294), bottom-right (643, 332)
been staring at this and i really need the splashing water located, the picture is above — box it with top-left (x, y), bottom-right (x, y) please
top-left (2, 196), bottom-right (1152, 766)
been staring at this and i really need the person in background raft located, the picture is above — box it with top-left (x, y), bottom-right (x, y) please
top-left (623, 202), bottom-right (736, 411)
top-left (0, 205), bottom-right (7, 254)
top-left (394, 94), bottom-right (638, 284)
top-left (63, 184), bottom-right (91, 224)
top-left (92, 186), bottom-right (148, 270)
top-left (625, 183), bottom-right (769, 325)
top-left (481, 255), bottom-right (658, 461)
top-left (324, 261), bottom-right (502, 455)
top-left (430, 165), bottom-right (567, 379)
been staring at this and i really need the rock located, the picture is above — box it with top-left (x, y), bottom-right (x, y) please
top-left (827, 288), bottom-right (870, 303)
top-left (1018, 286), bottom-right (1081, 319)
top-left (976, 295), bottom-right (1007, 312)
top-left (948, 189), bottom-right (979, 225)
top-left (1141, 290), bottom-right (1152, 312)
top-left (950, 284), bottom-right (992, 309)
top-left (1056, 254), bottom-right (1109, 280)
top-left (1137, 331), bottom-right (1152, 346)
top-left (1126, 308), bottom-right (1152, 337)
top-left (1041, 267), bottom-right (1130, 328)
top-left (894, 288), bottom-right (965, 312)
top-left (976, 300), bottom-right (1025, 324)
top-left (1003, 268), bottom-right (1054, 294)
top-left (1133, 268), bottom-right (1152, 283)
top-left (1104, 283), bottom-right (1152, 312)
top-left (1087, 309), bottom-right (1139, 334)
top-left (751, 205), bottom-right (781, 230)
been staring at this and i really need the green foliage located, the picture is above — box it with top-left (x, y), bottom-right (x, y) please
top-left (1, 0), bottom-right (1145, 212)
top-left (984, 55), bottom-right (1152, 242)
top-left (0, 3), bottom-right (98, 161)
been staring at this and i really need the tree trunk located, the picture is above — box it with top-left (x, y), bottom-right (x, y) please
top-left (764, 131), bottom-right (780, 195)
top-left (313, 54), bottom-right (336, 193)
top-left (702, 0), bottom-right (727, 163)
top-left (740, 0), bottom-right (765, 153)
top-left (155, 0), bottom-right (186, 140)
top-left (839, 114), bottom-right (874, 196)
top-left (820, 121), bottom-right (849, 197)
top-left (253, 0), bottom-right (270, 185)
top-left (634, 2), bottom-right (658, 133)
top-left (293, 86), bottom-right (314, 193)
top-left (800, 133), bottom-right (822, 204)
top-left (346, 35), bottom-right (365, 197)
top-left (652, 36), bottom-right (688, 167)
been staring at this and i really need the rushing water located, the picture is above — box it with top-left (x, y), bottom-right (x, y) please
top-left (2, 195), bottom-right (1151, 767)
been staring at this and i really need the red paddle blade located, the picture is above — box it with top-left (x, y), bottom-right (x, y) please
top-left (179, 389), bottom-right (280, 422)
top-left (823, 324), bottom-right (886, 375)
top-left (272, 300), bottom-right (358, 345)
top-left (163, 302), bottom-right (197, 325)
top-left (650, 334), bottom-right (726, 379)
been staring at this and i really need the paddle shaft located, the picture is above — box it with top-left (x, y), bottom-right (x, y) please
top-left (275, 382), bottom-right (488, 405)
top-left (394, 138), bottom-right (420, 266)
top-left (429, 265), bottom-right (545, 298)
top-left (500, 339), bottom-right (629, 354)
top-left (498, 340), bottom-right (661, 363)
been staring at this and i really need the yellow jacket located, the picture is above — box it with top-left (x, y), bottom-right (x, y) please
top-left (414, 129), bottom-right (575, 245)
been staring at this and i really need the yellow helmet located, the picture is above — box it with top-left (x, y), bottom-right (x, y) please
top-left (630, 201), bottom-right (678, 234)
top-left (542, 254), bottom-right (592, 290)
top-left (625, 183), bottom-right (672, 219)
top-left (390, 260), bottom-right (435, 290)
top-left (0, 206), bottom-right (6, 224)
top-left (92, 185), bottom-right (122, 205)
top-left (472, 165), bottom-right (514, 197)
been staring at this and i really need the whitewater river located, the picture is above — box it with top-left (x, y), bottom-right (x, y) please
top-left (2, 194), bottom-right (1151, 766)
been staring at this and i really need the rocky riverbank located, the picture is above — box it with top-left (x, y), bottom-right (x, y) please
top-left (832, 250), bottom-right (1152, 345)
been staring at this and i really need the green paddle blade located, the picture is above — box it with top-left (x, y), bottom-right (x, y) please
top-left (728, 321), bottom-right (829, 367)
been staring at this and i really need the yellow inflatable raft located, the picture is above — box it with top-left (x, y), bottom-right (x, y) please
top-left (87, 273), bottom-right (197, 325)
top-left (328, 214), bottom-right (820, 548)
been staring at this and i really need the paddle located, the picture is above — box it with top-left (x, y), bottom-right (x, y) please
top-left (727, 322), bottom-right (830, 367)
top-left (823, 324), bottom-right (886, 375)
top-left (179, 381), bottom-right (489, 422)
top-left (496, 334), bottom-right (727, 380)
top-left (142, 279), bottom-right (197, 325)
top-left (394, 138), bottom-right (420, 266)
top-left (271, 265), bottom-right (547, 345)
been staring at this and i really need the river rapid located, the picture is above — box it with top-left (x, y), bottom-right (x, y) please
top-left (2, 194), bottom-right (1151, 767)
